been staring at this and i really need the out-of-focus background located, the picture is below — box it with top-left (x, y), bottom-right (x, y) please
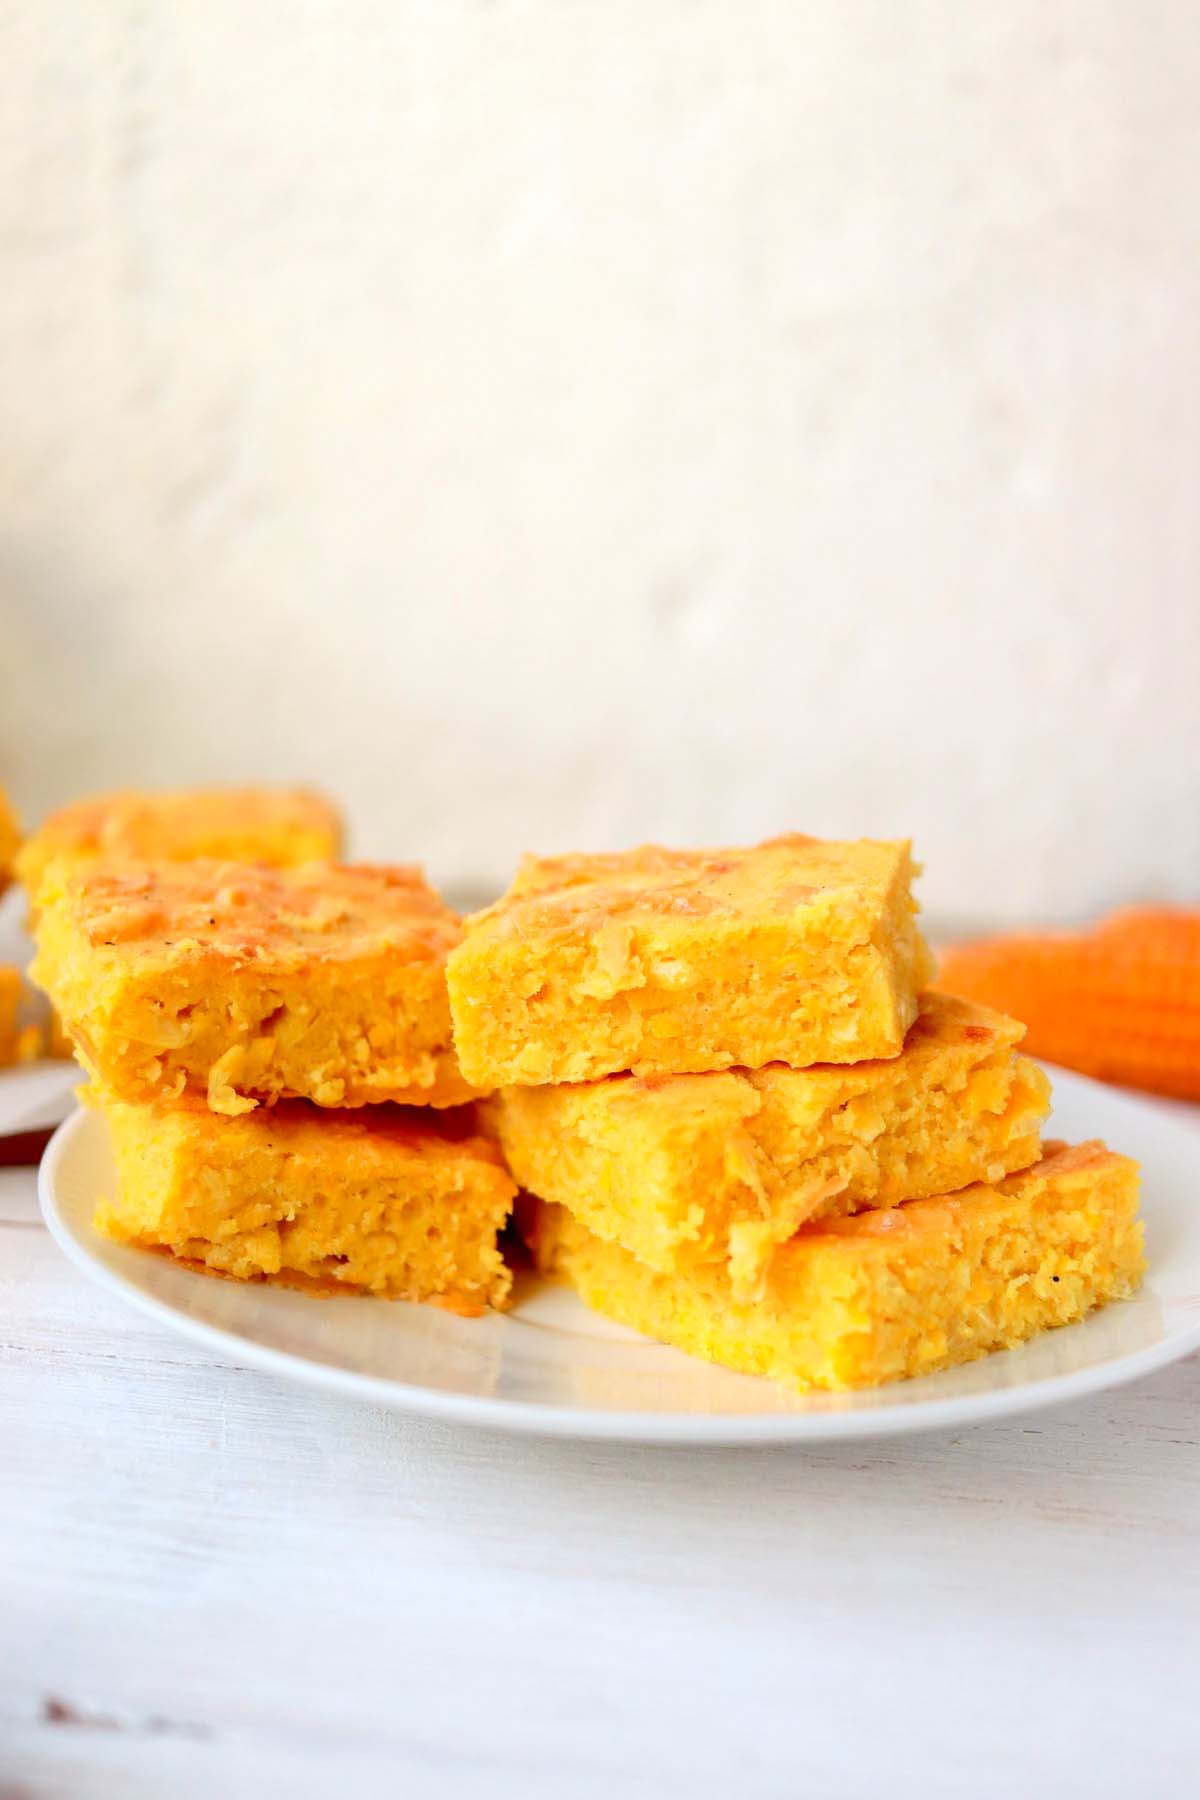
top-left (2, 3), bottom-right (1198, 925)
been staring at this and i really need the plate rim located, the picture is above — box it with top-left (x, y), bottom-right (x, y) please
top-left (37, 1089), bottom-right (1200, 1447)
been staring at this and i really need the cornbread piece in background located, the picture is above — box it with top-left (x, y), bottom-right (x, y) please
top-left (15, 785), bottom-right (342, 898)
top-left (32, 861), bottom-right (477, 1113)
top-left (939, 908), bottom-right (1200, 1102)
top-left (97, 1097), bottom-right (515, 1311)
top-left (0, 789), bottom-right (20, 894)
top-left (0, 966), bottom-right (41, 1066)
top-left (448, 835), bottom-right (931, 1087)
top-left (530, 1141), bottom-right (1143, 1393)
top-left (0, 967), bottom-right (24, 1065)
top-left (493, 992), bottom-right (1051, 1300)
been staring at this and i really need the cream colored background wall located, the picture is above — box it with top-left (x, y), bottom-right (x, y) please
top-left (2, 2), bottom-right (1197, 923)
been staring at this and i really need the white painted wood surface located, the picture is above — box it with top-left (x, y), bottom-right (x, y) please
top-left (3, 1150), bottom-right (1199, 1800)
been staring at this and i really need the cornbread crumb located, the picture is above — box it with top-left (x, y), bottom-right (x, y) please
top-left (16, 784), bottom-right (341, 898)
top-left (32, 860), bottom-right (476, 1110)
top-left (97, 1096), bottom-right (515, 1311)
top-left (529, 1142), bottom-right (1144, 1392)
top-left (448, 835), bottom-right (931, 1086)
top-left (492, 991), bottom-right (1051, 1298)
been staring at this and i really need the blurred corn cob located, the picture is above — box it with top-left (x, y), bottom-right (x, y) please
top-left (937, 907), bottom-right (1200, 1102)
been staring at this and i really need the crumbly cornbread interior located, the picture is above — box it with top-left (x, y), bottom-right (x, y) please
top-left (32, 860), bottom-right (474, 1112)
top-left (493, 991), bottom-right (1051, 1298)
top-left (97, 1097), bottom-right (514, 1312)
top-left (529, 1141), bottom-right (1143, 1391)
top-left (448, 834), bottom-right (932, 1086)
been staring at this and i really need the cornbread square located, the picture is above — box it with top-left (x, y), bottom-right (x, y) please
top-left (493, 992), bottom-right (1051, 1299)
top-left (16, 784), bottom-right (341, 897)
top-left (448, 835), bottom-right (931, 1087)
top-left (97, 1097), bottom-right (515, 1311)
top-left (32, 861), bottom-right (477, 1112)
top-left (0, 788), bottom-right (20, 893)
top-left (529, 1141), bottom-right (1144, 1391)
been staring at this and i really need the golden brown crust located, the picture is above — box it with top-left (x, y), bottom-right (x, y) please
top-left (492, 834), bottom-right (896, 940)
top-left (796, 1140), bottom-right (1134, 1244)
top-left (32, 860), bottom-right (477, 1111)
top-left (16, 784), bottom-right (342, 896)
top-left (448, 834), bottom-right (929, 1086)
top-left (56, 860), bottom-right (461, 967)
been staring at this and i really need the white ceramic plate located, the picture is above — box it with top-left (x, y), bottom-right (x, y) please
top-left (39, 1070), bottom-right (1200, 1444)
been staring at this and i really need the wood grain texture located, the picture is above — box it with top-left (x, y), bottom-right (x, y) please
top-left (2, 1161), bottom-right (1199, 1799)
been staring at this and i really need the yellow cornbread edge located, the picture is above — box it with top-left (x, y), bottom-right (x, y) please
top-left (15, 785), bottom-right (343, 897)
top-left (28, 861), bottom-right (477, 1113)
top-left (95, 1096), bottom-right (516, 1312)
top-left (491, 993), bottom-right (1053, 1296)
top-left (448, 836), bottom-right (930, 1086)
top-left (528, 1142), bottom-right (1145, 1392)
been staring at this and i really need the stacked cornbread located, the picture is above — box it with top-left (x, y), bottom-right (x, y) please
top-left (18, 804), bottom-right (1146, 1390)
top-left (25, 788), bottom-right (514, 1312)
top-left (450, 834), bottom-right (1144, 1391)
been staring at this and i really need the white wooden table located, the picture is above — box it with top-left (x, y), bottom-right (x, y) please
top-left (4, 1144), bottom-right (1199, 1800)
